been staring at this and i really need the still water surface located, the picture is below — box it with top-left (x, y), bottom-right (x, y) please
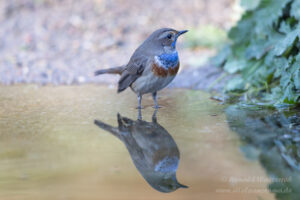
top-left (0, 85), bottom-right (276, 200)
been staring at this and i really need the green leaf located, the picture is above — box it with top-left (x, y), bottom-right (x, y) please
top-left (291, 0), bottom-right (300, 19)
top-left (241, 60), bottom-right (262, 80)
top-left (294, 69), bottom-right (300, 90)
top-left (272, 57), bottom-right (289, 78)
top-left (212, 45), bottom-right (231, 67)
top-left (228, 12), bottom-right (254, 43)
top-left (224, 57), bottom-right (247, 74)
top-left (272, 29), bottom-right (300, 56)
top-left (280, 71), bottom-right (292, 89)
top-left (245, 39), bottom-right (272, 60)
top-left (279, 21), bottom-right (292, 34)
top-left (282, 83), bottom-right (294, 103)
top-left (254, 0), bottom-right (292, 33)
top-left (241, 0), bottom-right (261, 10)
top-left (225, 76), bottom-right (245, 92)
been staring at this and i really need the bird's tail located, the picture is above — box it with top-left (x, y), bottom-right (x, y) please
top-left (94, 66), bottom-right (125, 76)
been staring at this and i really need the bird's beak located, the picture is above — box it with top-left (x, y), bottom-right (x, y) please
top-left (176, 30), bottom-right (188, 37)
top-left (176, 182), bottom-right (188, 189)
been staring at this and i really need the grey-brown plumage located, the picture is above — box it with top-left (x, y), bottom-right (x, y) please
top-left (94, 110), bottom-right (188, 192)
top-left (94, 28), bottom-right (188, 108)
top-left (94, 66), bottom-right (124, 75)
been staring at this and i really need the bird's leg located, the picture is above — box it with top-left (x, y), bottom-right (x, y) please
top-left (137, 94), bottom-right (142, 109)
top-left (152, 108), bottom-right (158, 123)
top-left (137, 108), bottom-right (142, 120)
top-left (152, 92), bottom-right (160, 109)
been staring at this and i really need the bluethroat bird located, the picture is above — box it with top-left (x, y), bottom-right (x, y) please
top-left (94, 28), bottom-right (188, 109)
top-left (94, 110), bottom-right (188, 192)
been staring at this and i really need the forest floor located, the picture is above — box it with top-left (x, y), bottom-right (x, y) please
top-left (0, 0), bottom-right (238, 91)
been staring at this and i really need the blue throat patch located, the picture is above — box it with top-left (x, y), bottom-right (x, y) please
top-left (154, 156), bottom-right (179, 173)
top-left (171, 37), bottom-right (178, 48)
top-left (157, 52), bottom-right (179, 69)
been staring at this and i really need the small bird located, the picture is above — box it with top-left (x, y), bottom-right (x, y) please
top-left (94, 110), bottom-right (188, 192)
top-left (95, 28), bottom-right (188, 109)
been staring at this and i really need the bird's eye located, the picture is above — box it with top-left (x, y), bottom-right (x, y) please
top-left (167, 34), bottom-right (172, 39)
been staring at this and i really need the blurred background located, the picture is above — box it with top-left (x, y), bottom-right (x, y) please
top-left (0, 0), bottom-right (240, 85)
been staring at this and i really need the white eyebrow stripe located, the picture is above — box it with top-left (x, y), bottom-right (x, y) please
top-left (158, 31), bottom-right (175, 39)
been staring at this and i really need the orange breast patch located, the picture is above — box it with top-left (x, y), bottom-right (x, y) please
top-left (151, 62), bottom-right (180, 77)
top-left (168, 62), bottom-right (180, 76)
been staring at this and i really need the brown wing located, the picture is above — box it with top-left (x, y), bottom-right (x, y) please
top-left (117, 54), bottom-right (149, 93)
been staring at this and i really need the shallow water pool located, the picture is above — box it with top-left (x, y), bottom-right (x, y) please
top-left (0, 85), bottom-right (276, 200)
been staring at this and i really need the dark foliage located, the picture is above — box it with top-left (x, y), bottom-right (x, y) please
top-left (216, 0), bottom-right (300, 105)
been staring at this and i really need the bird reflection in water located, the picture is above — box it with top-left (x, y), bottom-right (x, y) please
top-left (94, 109), bottom-right (187, 193)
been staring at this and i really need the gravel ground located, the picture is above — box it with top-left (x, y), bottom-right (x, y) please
top-left (0, 0), bottom-right (236, 90)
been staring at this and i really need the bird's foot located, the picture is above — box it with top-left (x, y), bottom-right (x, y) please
top-left (136, 106), bottom-right (145, 109)
top-left (152, 105), bottom-right (162, 109)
